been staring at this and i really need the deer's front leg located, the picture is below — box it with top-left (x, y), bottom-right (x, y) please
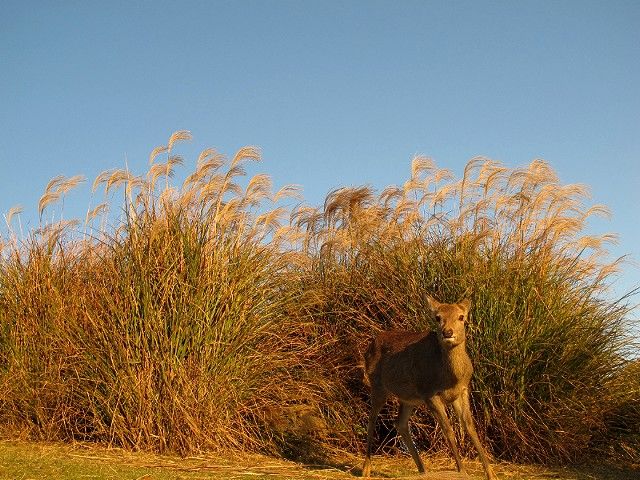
top-left (395, 402), bottom-right (424, 473)
top-left (427, 396), bottom-right (465, 473)
top-left (452, 390), bottom-right (497, 480)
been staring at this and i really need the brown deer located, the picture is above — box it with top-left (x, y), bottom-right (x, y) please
top-left (362, 296), bottom-right (497, 480)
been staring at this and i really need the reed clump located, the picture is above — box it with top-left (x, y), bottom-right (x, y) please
top-left (293, 156), bottom-right (639, 464)
top-left (0, 132), bottom-right (329, 455)
top-left (0, 134), bottom-right (637, 465)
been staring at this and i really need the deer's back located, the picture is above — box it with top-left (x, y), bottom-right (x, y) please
top-left (364, 329), bottom-right (471, 403)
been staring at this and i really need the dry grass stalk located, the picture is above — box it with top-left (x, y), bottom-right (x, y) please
top-left (4, 205), bottom-right (23, 227)
top-left (1, 134), bottom-right (636, 467)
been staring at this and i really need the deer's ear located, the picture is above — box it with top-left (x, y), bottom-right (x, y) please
top-left (426, 295), bottom-right (441, 312)
top-left (458, 298), bottom-right (471, 312)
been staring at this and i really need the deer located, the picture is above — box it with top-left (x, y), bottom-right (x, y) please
top-left (361, 296), bottom-right (497, 480)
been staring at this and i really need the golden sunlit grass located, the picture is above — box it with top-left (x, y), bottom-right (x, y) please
top-left (0, 131), bottom-right (638, 468)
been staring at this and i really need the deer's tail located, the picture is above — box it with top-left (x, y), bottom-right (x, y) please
top-left (361, 339), bottom-right (380, 388)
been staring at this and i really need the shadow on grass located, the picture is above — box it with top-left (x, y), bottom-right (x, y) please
top-left (564, 463), bottom-right (640, 480)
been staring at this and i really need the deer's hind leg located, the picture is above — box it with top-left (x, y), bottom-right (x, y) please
top-left (395, 402), bottom-right (425, 473)
top-left (362, 390), bottom-right (386, 478)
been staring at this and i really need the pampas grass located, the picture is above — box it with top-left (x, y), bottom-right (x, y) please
top-left (294, 155), bottom-right (638, 463)
top-left (0, 132), bottom-right (637, 465)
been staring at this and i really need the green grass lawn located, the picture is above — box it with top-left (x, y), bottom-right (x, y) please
top-left (0, 440), bottom-right (637, 480)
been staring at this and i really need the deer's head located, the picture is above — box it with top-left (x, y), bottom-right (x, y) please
top-left (427, 296), bottom-right (470, 349)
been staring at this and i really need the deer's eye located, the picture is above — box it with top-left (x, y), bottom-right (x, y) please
top-left (459, 315), bottom-right (465, 321)
top-left (435, 315), bottom-right (441, 322)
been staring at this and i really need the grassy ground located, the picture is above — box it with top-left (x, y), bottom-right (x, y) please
top-left (0, 441), bottom-right (637, 480)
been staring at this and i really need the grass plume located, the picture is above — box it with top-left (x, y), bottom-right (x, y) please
top-left (0, 132), bottom-right (637, 466)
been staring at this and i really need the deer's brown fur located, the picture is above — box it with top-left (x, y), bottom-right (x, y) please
top-left (361, 296), bottom-right (497, 480)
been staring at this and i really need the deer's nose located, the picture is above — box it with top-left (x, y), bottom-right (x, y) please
top-left (442, 328), bottom-right (454, 338)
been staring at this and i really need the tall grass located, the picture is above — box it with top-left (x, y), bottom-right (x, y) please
top-left (0, 132), bottom-right (329, 454)
top-left (291, 156), bottom-right (639, 463)
top-left (1, 134), bottom-right (638, 464)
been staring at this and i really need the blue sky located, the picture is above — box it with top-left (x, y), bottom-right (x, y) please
top-left (1, 1), bottom-right (639, 300)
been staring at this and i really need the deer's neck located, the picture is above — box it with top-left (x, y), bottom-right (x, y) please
top-left (441, 341), bottom-right (471, 380)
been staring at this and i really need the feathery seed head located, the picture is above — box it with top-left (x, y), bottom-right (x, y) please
top-left (167, 130), bottom-right (192, 150)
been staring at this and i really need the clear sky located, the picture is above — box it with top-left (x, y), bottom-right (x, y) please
top-left (1, 1), bottom-right (639, 299)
